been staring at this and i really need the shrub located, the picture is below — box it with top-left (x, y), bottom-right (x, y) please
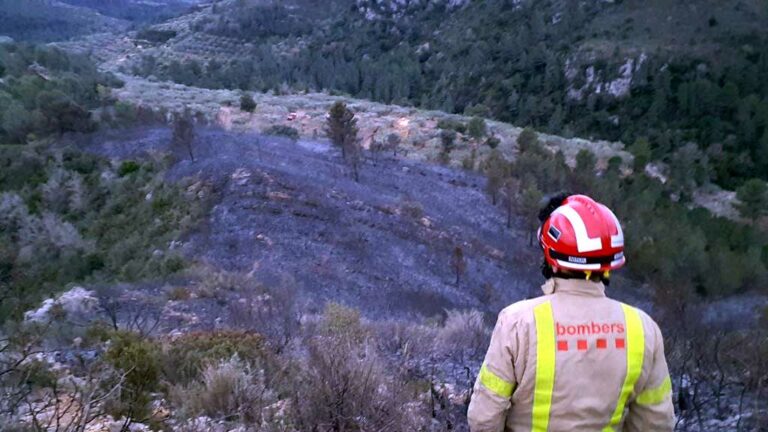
top-left (468, 117), bottom-right (487, 140)
top-left (321, 302), bottom-right (367, 343)
top-left (290, 337), bottom-right (424, 431)
top-left (136, 29), bottom-right (177, 44)
top-left (161, 331), bottom-right (267, 385)
top-left (437, 118), bottom-right (466, 133)
top-left (171, 355), bottom-right (274, 424)
top-left (226, 278), bottom-right (300, 349)
top-left (435, 309), bottom-right (488, 357)
top-left (114, 101), bottom-right (137, 124)
top-left (117, 160), bottom-right (141, 177)
top-left (239, 94), bottom-right (257, 113)
top-left (166, 285), bottom-right (191, 301)
top-left (264, 125), bottom-right (299, 141)
top-left (400, 199), bottom-right (424, 220)
top-left (484, 135), bottom-right (500, 149)
top-left (104, 331), bottom-right (161, 422)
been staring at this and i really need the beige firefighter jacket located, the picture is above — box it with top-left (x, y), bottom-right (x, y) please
top-left (468, 277), bottom-right (675, 432)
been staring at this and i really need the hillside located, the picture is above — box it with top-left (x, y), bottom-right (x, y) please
top-left (1, 2), bottom-right (767, 430)
top-left (59, 0), bottom-right (202, 23)
top-left (68, 127), bottom-right (545, 318)
top-left (0, 0), bottom-right (128, 42)
top-left (120, 0), bottom-right (768, 189)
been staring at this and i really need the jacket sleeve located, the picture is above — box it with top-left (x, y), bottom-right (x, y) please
top-left (467, 310), bottom-right (518, 432)
top-left (624, 320), bottom-right (675, 432)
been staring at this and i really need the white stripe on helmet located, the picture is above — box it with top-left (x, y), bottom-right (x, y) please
top-left (555, 259), bottom-right (601, 270)
top-left (553, 205), bottom-right (603, 253)
top-left (606, 208), bottom-right (624, 248)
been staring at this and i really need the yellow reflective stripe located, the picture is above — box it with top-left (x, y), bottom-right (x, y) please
top-left (479, 364), bottom-right (515, 398)
top-left (636, 376), bottom-right (672, 406)
top-left (532, 301), bottom-right (556, 432)
top-left (603, 304), bottom-right (645, 432)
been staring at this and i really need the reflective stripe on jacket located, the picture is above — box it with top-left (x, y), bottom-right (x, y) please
top-left (467, 278), bottom-right (675, 432)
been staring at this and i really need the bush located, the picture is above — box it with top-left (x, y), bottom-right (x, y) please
top-left (117, 160), bottom-right (141, 177)
top-left (171, 355), bottom-right (274, 424)
top-left (104, 331), bottom-right (161, 422)
top-left (468, 117), bottom-right (487, 140)
top-left (435, 309), bottom-right (489, 357)
top-left (161, 331), bottom-right (267, 385)
top-left (400, 199), bottom-right (424, 220)
top-left (166, 285), bottom-right (191, 301)
top-left (239, 94), bottom-right (257, 113)
top-left (437, 118), bottom-right (466, 134)
top-left (484, 135), bottom-right (500, 149)
top-left (136, 28), bottom-right (177, 44)
top-left (321, 302), bottom-right (367, 342)
top-left (264, 124), bottom-right (299, 141)
top-left (290, 337), bottom-right (424, 431)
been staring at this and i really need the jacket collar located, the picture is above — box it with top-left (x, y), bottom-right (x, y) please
top-left (541, 277), bottom-right (606, 297)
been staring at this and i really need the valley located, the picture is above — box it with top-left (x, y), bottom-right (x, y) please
top-left (0, 0), bottom-right (767, 430)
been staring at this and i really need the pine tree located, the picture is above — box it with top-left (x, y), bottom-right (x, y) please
top-left (386, 133), bottom-right (401, 157)
top-left (468, 117), bottom-right (487, 142)
top-left (240, 93), bottom-right (257, 113)
top-left (502, 177), bottom-right (521, 228)
top-left (521, 183), bottom-right (543, 245)
top-left (735, 179), bottom-right (768, 221)
top-left (451, 246), bottom-right (467, 286)
top-left (629, 137), bottom-right (652, 173)
top-left (325, 101), bottom-right (358, 160)
top-left (517, 128), bottom-right (539, 154)
top-left (439, 130), bottom-right (456, 165)
top-left (483, 149), bottom-right (509, 205)
top-left (171, 108), bottom-right (196, 162)
top-left (572, 149), bottom-right (597, 195)
top-left (757, 130), bottom-right (768, 172)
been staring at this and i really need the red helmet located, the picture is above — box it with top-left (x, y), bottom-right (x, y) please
top-left (538, 195), bottom-right (625, 273)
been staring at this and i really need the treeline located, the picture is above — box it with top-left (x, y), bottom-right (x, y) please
top-left (60, 0), bottom-right (193, 24)
top-left (0, 0), bottom-right (119, 42)
top-left (0, 43), bottom-right (123, 143)
top-left (135, 0), bottom-right (768, 188)
top-left (484, 129), bottom-right (768, 300)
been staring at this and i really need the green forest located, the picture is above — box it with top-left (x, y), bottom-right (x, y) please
top-left (135, 0), bottom-right (768, 189)
top-left (0, 43), bottom-right (205, 319)
top-left (0, 43), bottom-right (124, 142)
top-left (0, 0), bottom-right (124, 42)
top-left (487, 128), bottom-right (768, 303)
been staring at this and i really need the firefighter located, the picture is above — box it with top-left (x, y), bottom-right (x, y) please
top-left (468, 194), bottom-right (675, 431)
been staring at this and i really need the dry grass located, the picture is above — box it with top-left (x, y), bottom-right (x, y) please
top-left (435, 309), bottom-right (489, 357)
top-left (170, 355), bottom-right (274, 425)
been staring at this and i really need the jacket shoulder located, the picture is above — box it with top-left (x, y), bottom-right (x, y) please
top-left (624, 304), bottom-right (663, 331)
top-left (498, 296), bottom-right (553, 326)
top-left (621, 303), bottom-right (665, 347)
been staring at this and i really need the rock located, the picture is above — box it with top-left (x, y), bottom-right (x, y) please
top-left (25, 287), bottom-right (99, 323)
top-left (267, 191), bottom-right (291, 201)
top-left (231, 168), bottom-right (252, 186)
top-left (255, 233), bottom-right (273, 246)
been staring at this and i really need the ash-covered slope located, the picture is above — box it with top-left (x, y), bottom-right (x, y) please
top-left (76, 127), bottom-right (545, 318)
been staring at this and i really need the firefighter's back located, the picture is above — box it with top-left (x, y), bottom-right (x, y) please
top-left (511, 280), bottom-right (652, 430)
top-left (468, 194), bottom-right (675, 432)
top-left (468, 277), bottom-right (674, 432)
